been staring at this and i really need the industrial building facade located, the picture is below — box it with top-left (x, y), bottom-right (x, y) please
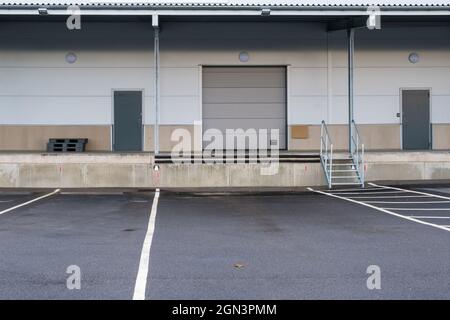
top-left (0, 1), bottom-right (449, 154)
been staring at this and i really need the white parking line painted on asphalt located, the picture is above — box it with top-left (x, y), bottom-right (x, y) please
top-left (331, 190), bottom-right (406, 195)
top-left (307, 187), bottom-right (450, 233)
top-left (365, 200), bottom-right (450, 204)
top-left (0, 189), bottom-right (60, 216)
top-left (133, 188), bottom-right (160, 301)
top-left (0, 200), bottom-right (13, 203)
top-left (369, 183), bottom-right (450, 200)
top-left (407, 216), bottom-right (450, 219)
top-left (349, 195), bottom-right (430, 199)
top-left (383, 208), bottom-right (450, 211)
top-left (327, 187), bottom-right (381, 192)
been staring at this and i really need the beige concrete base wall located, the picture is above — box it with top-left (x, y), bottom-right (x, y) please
top-left (0, 153), bottom-right (153, 188)
top-left (289, 125), bottom-right (348, 151)
top-left (364, 151), bottom-right (450, 181)
top-left (159, 163), bottom-right (326, 188)
top-left (0, 125), bottom-right (111, 151)
top-left (289, 124), bottom-right (401, 151)
top-left (146, 124), bottom-right (401, 152)
top-left (1, 123), bottom-right (443, 154)
top-left (1, 152), bottom-right (450, 188)
top-left (433, 124), bottom-right (450, 150)
top-left (0, 153), bottom-right (325, 188)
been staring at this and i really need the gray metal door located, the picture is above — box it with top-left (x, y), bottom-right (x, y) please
top-left (113, 91), bottom-right (142, 151)
top-left (402, 90), bottom-right (430, 150)
top-left (202, 67), bottom-right (287, 150)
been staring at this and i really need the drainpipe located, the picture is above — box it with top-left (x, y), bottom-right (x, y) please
top-left (347, 28), bottom-right (355, 153)
top-left (153, 14), bottom-right (160, 154)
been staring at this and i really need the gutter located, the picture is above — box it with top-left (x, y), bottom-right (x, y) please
top-left (0, 7), bottom-right (450, 16)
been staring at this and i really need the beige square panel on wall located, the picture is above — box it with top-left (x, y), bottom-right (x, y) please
top-left (291, 125), bottom-right (309, 139)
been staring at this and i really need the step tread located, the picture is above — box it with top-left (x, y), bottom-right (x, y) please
top-left (332, 182), bottom-right (363, 186)
top-left (332, 176), bottom-right (359, 179)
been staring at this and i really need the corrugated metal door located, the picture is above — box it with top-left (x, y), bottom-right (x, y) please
top-left (202, 67), bottom-right (286, 150)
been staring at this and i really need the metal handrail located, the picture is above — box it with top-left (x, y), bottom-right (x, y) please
top-left (320, 120), bottom-right (333, 189)
top-left (351, 120), bottom-right (365, 187)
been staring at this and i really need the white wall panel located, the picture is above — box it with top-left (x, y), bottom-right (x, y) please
top-left (160, 96), bottom-right (200, 125)
top-left (289, 96), bottom-right (327, 124)
top-left (161, 67), bottom-right (199, 96)
top-left (354, 96), bottom-right (399, 124)
top-left (432, 96), bottom-right (450, 123)
top-left (143, 95), bottom-right (155, 125)
top-left (355, 68), bottom-right (450, 96)
top-left (289, 68), bottom-right (327, 96)
top-left (331, 97), bottom-right (350, 125)
top-left (332, 67), bottom-right (450, 96)
top-left (0, 96), bottom-right (111, 125)
top-left (0, 51), bottom-right (154, 68)
top-left (0, 68), bottom-right (154, 96)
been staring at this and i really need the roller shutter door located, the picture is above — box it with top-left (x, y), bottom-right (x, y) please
top-left (202, 67), bottom-right (286, 150)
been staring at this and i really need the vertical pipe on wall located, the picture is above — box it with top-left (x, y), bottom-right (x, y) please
top-left (327, 32), bottom-right (333, 124)
top-left (347, 28), bottom-right (355, 153)
top-left (153, 15), bottom-right (160, 154)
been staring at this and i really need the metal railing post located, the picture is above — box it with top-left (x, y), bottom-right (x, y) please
top-left (348, 28), bottom-right (355, 154)
top-left (153, 15), bottom-right (160, 155)
top-left (361, 143), bottom-right (365, 186)
top-left (329, 144), bottom-right (333, 189)
top-left (320, 122), bottom-right (323, 159)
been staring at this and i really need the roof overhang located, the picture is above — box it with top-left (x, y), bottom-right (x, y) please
top-left (1, 1), bottom-right (450, 16)
top-left (1, 8), bottom-right (449, 17)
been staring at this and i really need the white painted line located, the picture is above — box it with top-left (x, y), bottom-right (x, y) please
top-left (0, 200), bottom-right (13, 203)
top-left (369, 183), bottom-right (450, 200)
top-left (349, 195), bottom-right (429, 199)
top-left (364, 200), bottom-right (450, 204)
top-left (0, 189), bottom-right (60, 216)
top-left (383, 208), bottom-right (450, 211)
top-left (307, 187), bottom-right (450, 233)
top-left (330, 190), bottom-right (407, 195)
top-left (133, 188), bottom-right (160, 301)
top-left (407, 216), bottom-right (450, 219)
top-left (326, 187), bottom-right (382, 192)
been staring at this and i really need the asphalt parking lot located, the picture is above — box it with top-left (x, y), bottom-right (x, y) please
top-left (0, 185), bottom-right (449, 300)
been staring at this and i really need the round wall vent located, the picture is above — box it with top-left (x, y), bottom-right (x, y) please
top-left (408, 52), bottom-right (420, 64)
top-left (239, 51), bottom-right (250, 63)
top-left (65, 52), bottom-right (77, 64)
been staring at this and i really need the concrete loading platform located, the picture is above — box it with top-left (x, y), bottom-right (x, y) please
top-left (0, 151), bottom-right (449, 189)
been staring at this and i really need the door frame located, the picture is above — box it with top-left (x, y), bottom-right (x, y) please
top-left (200, 65), bottom-right (288, 151)
top-left (399, 87), bottom-right (432, 150)
top-left (111, 88), bottom-right (145, 152)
